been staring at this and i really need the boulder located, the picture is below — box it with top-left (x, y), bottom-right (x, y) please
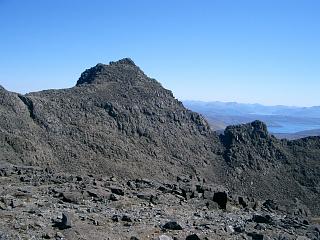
top-left (252, 214), bottom-right (273, 224)
top-left (186, 234), bottom-right (200, 240)
top-left (162, 221), bottom-right (183, 230)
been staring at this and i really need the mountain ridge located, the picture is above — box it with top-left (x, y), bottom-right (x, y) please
top-left (0, 58), bottom-right (319, 216)
top-left (184, 100), bottom-right (320, 112)
top-left (0, 58), bottom-right (222, 181)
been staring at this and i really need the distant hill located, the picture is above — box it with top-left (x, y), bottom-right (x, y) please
top-left (274, 128), bottom-right (320, 140)
top-left (183, 100), bottom-right (320, 118)
top-left (183, 100), bottom-right (320, 137)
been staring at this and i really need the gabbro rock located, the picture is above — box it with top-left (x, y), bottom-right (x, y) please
top-left (0, 58), bottom-right (320, 216)
top-left (53, 212), bottom-right (72, 230)
top-left (0, 163), bottom-right (318, 239)
top-left (252, 214), bottom-right (273, 224)
top-left (162, 221), bottom-right (183, 230)
top-left (157, 235), bottom-right (173, 240)
top-left (185, 234), bottom-right (201, 240)
top-left (0, 58), bottom-right (218, 183)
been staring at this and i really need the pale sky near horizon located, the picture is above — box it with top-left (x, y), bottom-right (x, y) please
top-left (0, 0), bottom-right (319, 107)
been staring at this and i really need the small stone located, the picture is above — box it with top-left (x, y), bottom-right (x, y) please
top-left (157, 235), bottom-right (173, 240)
top-left (0, 201), bottom-right (7, 210)
top-left (212, 192), bottom-right (228, 209)
top-left (186, 234), bottom-right (200, 240)
top-left (247, 232), bottom-right (264, 240)
top-left (110, 176), bottom-right (117, 182)
top-left (109, 194), bottom-right (120, 201)
top-left (93, 219), bottom-right (99, 226)
top-left (252, 214), bottom-right (272, 224)
top-left (314, 224), bottom-right (320, 232)
top-left (10, 199), bottom-right (23, 208)
top-left (42, 232), bottom-right (55, 239)
top-left (61, 212), bottom-right (72, 229)
top-left (87, 188), bottom-right (111, 200)
top-left (56, 232), bottom-right (64, 238)
top-left (296, 237), bottom-right (309, 240)
top-left (254, 224), bottom-right (266, 231)
top-left (225, 225), bottom-right (234, 234)
top-left (121, 215), bottom-right (132, 222)
top-left (262, 199), bottom-right (278, 211)
top-left (162, 221), bottom-right (183, 230)
top-left (203, 190), bottom-right (214, 200)
top-left (111, 215), bottom-right (119, 222)
top-left (123, 222), bottom-right (132, 227)
top-left (234, 225), bottom-right (245, 233)
top-left (75, 176), bottom-right (83, 181)
top-left (111, 187), bottom-right (124, 196)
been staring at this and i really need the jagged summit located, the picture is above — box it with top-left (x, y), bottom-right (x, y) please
top-left (76, 58), bottom-right (145, 86)
top-left (223, 120), bottom-right (269, 141)
top-left (220, 120), bottom-right (282, 169)
top-left (110, 57), bottom-right (136, 66)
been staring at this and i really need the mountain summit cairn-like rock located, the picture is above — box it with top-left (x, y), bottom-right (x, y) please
top-left (110, 57), bottom-right (137, 66)
top-left (76, 58), bottom-right (147, 86)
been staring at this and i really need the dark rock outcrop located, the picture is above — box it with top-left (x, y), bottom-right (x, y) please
top-left (219, 121), bottom-right (320, 215)
top-left (76, 58), bottom-right (149, 86)
top-left (220, 120), bottom-right (287, 169)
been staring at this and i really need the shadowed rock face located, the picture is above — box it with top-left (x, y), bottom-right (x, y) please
top-left (219, 121), bottom-right (320, 215)
top-left (0, 58), bottom-right (319, 215)
top-left (220, 120), bottom-right (287, 169)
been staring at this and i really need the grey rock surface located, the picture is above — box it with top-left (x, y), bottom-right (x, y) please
top-left (0, 58), bottom-right (320, 239)
top-left (0, 163), bottom-right (318, 239)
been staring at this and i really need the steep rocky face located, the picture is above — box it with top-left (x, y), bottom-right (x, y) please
top-left (0, 59), bottom-right (223, 182)
top-left (220, 120), bottom-right (287, 169)
top-left (0, 58), bottom-right (319, 216)
top-left (219, 121), bottom-right (320, 215)
top-left (76, 58), bottom-right (147, 86)
top-left (0, 87), bottom-right (54, 166)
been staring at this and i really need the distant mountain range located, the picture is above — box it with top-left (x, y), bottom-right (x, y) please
top-left (183, 100), bottom-right (320, 139)
top-left (275, 128), bottom-right (320, 140)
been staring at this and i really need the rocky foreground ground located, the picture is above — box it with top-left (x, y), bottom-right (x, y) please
top-left (0, 162), bottom-right (319, 240)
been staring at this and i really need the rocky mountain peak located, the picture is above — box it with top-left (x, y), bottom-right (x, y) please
top-left (109, 57), bottom-right (136, 66)
top-left (223, 120), bottom-right (269, 143)
top-left (250, 120), bottom-right (268, 132)
top-left (76, 58), bottom-right (145, 86)
top-left (220, 120), bottom-right (285, 169)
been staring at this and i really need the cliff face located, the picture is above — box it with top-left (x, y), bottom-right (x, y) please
top-left (220, 121), bottom-right (320, 214)
top-left (0, 58), bottom-right (319, 215)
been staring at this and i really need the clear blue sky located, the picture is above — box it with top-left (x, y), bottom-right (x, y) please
top-left (0, 0), bottom-right (319, 106)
